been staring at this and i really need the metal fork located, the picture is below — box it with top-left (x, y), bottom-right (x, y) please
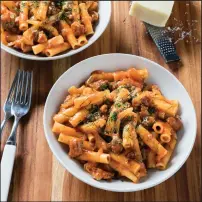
top-left (0, 70), bottom-right (20, 137)
top-left (1, 70), bottom-right (33, 202)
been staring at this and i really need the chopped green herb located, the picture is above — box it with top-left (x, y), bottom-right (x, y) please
top-left (87, 113), bottom-right (98, 122)
top-left (89, 105), bottom-right (99, 114)
top-left (115, 102), bottom-right (122, 108)
top-left (99, 83), bottom-right (109, 91)
top-left (33, 1), bottom-right (39, 8)
top-left (20, 2), bottom-right (26, 12)
top-left (58, 11), bottom-right (68, 21)
top-left (110, 112), bottom-right (118, 121)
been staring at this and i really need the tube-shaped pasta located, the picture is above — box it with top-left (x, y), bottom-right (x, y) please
top-left (93, 132), bottom-right (109, 152)
top-left (52, 122), bottom-right (84, 139)
top-left (79, 3), bottom-right (94, 35)
top-left (54, 107), bottom-right (78, 123)
top-left (43, 24), bottom-right (59, 36)
top-left (1, 4), bottom-right (7, 14)
top-left (45, 42), bottom-right (71, 57)
top-left (74, 90), bottom-right (110, 109)
top-left (69, 109), bottom-right (89, 127)
top-left (153, 97), bottom-right (179, 117)
top-left (110, 153), bottom-right (141, 175)
top-left (87, 134), bottom-right (95, 144)
top-left (131, 126), bottom-right (143, 162)
top-left (139, 162), bottom-right (147, 177)
top-left (113, 71), bottom-right (128, 81)
top-left (32, 43), bottom-right (47, 55)
top-left (68, 85), bottom-right (85, 95)
top-left (107, 91), bottom-right (132, 135)
top-left (19, 1), bottom-right (29, 31)
top-left (62, 107), bottom-right (79, 117)
top-left (21, 42), bottom-right (32, 53)
top-left (10, 38), bottom-right (32, 53)
top-left (1, 7), bottom-right (16, 26)
top-left (116, 88), bottom-right (130, 101)
top-left (127, 68), bottom-right (149, 82)
top-left (117, 78), bottom-right (143, 88)
top-left (136, 125), bottom-right (167, 161)
top-left (153, 121), bottom-right (172, 143)
top-left (58, 133), bottom-right (94, 151)
top-left (82, 87), bottom-right (95, 95)
top-left (77, 150), bottom-right (110, 164)
top-left (23, 26), bottom-right (38, 46)
top-left (27, 20), bottom-right (42, 26)
top-left (61, 95), bottom-right (78, 109)
top-left (114, 108), bottom-right (134, 134)
top-left (88, 1), bottom-right (98, 11)
top-left (147, 149), bottom-right (156, 168)
top-left (153, 121), bottom-right (164, 134)
top-left (72, 1), bottom-right (80, 21)
top-left (37, 31), bottom-right (48, 43)
top-left (60, 20), bottom-right (79, 49)
top-left (79, 118), bottom-right (106, 134)
top-left (1, 25), bottom-right (7, 45)
top-left (53, 113), bottom-right (69, 123)
top-left (86, 71), bottom-right (114, 84)
top-left (156, 137), bottom-right (177, 169)
top-left (132, 91), bottom-right (152, 107)
top-left (36, 1), bottom-right (49, 21)
top-left (78, 35), bottom-right (88, 46)
top-left (105, 109), bottom-right (118, 136)
top-left (47, 35), bottom-right (64, 48)
top-left (160, 131), bottom-right (172, 143)
top-left (132, 90), bottom-right (179, 117)
top-left (109, 159), bottom-right (139, 183)
top-left (122, 123), bottom-right (134, 150)
top-left (2, 1), bottom-right (16, 12)
top-left (6, 33), bottom-right (20, 42)
top-left (85, 1), bottom-right (94, 9)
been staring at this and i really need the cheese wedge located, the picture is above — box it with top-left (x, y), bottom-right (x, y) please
top-left (129, 1), bottom-right (174, 27)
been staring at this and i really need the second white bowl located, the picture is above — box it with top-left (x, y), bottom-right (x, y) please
top-left (1, 1), bottom-right (111, 61)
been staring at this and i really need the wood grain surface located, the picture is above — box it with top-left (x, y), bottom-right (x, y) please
top-left (1, 1), bottom-right (201, 201)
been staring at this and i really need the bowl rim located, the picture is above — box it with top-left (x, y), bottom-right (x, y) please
top-left (0, 1), bottom-right (111, 61)
top-left (43, 53), bottom-right (197, 192)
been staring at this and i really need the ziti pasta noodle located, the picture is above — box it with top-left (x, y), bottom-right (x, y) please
top-left (1, 1), bottom-right (99, 57)
top-left (52, 67), bottom-right (183, 183)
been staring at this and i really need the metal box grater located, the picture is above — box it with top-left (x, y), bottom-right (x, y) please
top-left (144, 23), bottom-right (180, 63)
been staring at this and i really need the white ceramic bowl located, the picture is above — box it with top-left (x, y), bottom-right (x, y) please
top-left (43, 54), bottom-right (197, 192)
top-left (1, 2), bottom-right (111, 61)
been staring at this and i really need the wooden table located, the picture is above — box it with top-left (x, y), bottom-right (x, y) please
top-left (1, 1), bottom-right (201, 201)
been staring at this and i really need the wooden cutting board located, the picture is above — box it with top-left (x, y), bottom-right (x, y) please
top-left (1, 1), bottom-right (201, 201)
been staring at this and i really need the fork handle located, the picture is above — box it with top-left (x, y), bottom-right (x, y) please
top-left (1, 144), bottom-right (16, 201)
top-left (0, 115), bottom-right (12, 138)
top-left (1, 118), bottom-right (7, 136)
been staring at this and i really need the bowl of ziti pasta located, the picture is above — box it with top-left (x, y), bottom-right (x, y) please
top-left (43, 54), bottom-right (197, 192)
top-left (1, 1), bottom-right (111, 60)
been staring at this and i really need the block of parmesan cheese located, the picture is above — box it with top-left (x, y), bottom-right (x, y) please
top-left (129, 1), bottom-right (174, 27)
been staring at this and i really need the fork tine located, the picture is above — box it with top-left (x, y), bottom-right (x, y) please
top-left (6, 70), bottom-right (20, 103)
top-left (19, 71), bottom-right (26, 104)
top-left (26, 72), bottom-right (33, 107)
top-left (13, 70), bottom-right (22, 103)
top-left (23, 72), bottom-right (29, 104)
